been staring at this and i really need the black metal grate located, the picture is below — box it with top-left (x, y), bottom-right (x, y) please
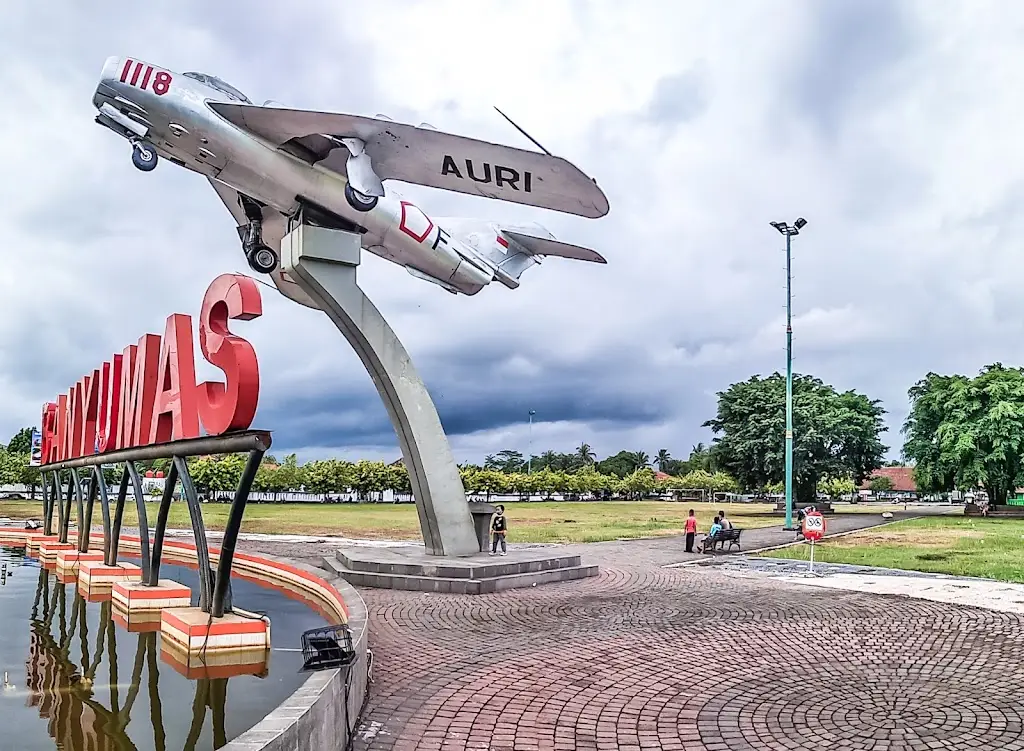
top-left (300, 624), bottom-right (356, 671)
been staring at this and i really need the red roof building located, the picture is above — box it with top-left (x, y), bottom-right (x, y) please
top-left (859, 466), bottom-right (917, 493)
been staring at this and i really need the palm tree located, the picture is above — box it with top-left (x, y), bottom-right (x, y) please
top-left (655, 449), bottom-right (672, 472)
top-left (630, 451), bottom-right (651, 471)
top-left (575, 443), bottom-right (596, 466)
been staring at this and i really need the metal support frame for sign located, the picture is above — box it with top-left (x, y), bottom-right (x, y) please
top-left (36, 430), bottom-right (270, 617)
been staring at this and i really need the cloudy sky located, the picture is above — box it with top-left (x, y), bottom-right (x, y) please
top-left (1, 0), bottom-right (1021, 464)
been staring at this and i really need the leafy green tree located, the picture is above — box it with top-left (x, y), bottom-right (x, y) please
top-left (654, 449), bottom-right (672, 473)
top-left (902, 364), bottom-right (1024, 506)
top-left (17, 457), bottom-right (41, 499)
top-left (7, 427), bottom-right (33, 455)
top-left (868, 475), bottom-right (894, 493)
top-left (617, 468), bottom-right (657, 500)
top-left (0, 447), bottom-right (21, 488)
top-left (595, 450), bottom-right (638, 478)
top-left (387, 464), bottom-right (411, 495)
top-left (818, 475), bottom-right (856, 499)
top-left (188, 454), bottom-right (246, 496)
top-left (304, 459), bottom-right (353, 494)
top-left (704, 373), bottom-right (887, 504)
top-left (484, 449), bottom-right (525, 473)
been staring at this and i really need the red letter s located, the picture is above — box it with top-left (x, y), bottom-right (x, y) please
top-left (197, 274), bottom-right (262, 435)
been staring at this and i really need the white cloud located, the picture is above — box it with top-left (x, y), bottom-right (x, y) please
top-left (5, 0), bottom-right (1024, 464)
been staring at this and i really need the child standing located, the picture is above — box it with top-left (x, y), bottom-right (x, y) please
top-left (684, 509), bottom-right (698, 552)
top-left (490, 504), bottom-right (508, 556)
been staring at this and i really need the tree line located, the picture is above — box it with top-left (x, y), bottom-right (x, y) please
top-left (5, 360), bottom-right (1020, 505)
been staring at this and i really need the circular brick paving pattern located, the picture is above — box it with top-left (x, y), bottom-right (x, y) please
top-left (353, 567), bottom-right (1024, 750)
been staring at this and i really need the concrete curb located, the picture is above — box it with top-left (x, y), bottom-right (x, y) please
top-left (661, 517), bottom-right (908, 569)
top-left (226, 553), bottom-right (369, 751)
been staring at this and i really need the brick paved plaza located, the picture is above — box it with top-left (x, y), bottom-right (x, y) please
top-left (341, 540), bottom-right (1024, 750)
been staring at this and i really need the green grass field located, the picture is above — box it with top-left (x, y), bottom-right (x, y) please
top-left (0, 499), bottom-right (787, 544)
top-left (762, 516), bottom-right (1024, 582)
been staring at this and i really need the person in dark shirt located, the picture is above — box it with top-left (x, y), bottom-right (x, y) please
top-left (490, 505), bottom-right (508, 556)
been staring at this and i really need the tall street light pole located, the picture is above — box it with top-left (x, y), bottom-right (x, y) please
top-left (528, 410), bottom-right (536, 474)
top-left (770, 217), bottom-right (808, 531)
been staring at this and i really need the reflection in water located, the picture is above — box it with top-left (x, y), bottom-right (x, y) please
top-left (0, 547), bottom-right (327, 751)
top-left (26, 572), bottom-right (175, 750)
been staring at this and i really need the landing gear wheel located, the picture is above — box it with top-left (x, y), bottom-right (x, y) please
top-left (345, 183), bottom-right (378, 212)
top-left (246, 244), bottom-right (278, 274)
top-left (131, 141), bottom-right (158, 172)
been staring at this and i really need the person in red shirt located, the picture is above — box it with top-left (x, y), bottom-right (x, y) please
top-left (684, 509), bottom-right (698, 552)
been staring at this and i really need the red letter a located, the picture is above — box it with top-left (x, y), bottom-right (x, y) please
top-left (150, 313), bottom-right (200, 444)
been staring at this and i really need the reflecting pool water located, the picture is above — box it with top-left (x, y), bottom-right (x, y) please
top-left (0, 545), bottom-right (330, 750)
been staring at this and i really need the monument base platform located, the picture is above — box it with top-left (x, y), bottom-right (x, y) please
top-left (56, 549), bottom-right (105, 571)
top-left (773, 501), bottom-right (834, 515)
top-left (78, 561), bottom-right (142, 587)
top-left (113, 579), bottom-right (192, 612)
top-left (160, 608), bottom-right (271, 654)
top-left (324, 547), bottom-right (599, 594)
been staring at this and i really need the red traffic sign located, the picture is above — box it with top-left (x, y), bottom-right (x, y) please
top-left (803, 511), bottom-right (826, 541)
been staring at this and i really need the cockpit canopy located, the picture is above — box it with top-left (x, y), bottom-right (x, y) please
top-left (182, 72), bottom-right (251, 104)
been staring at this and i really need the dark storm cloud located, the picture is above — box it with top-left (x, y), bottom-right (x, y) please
top-left (257, 339), bottom-right (670, 453)
top-left (644, 68), bottom-right (710, 125)
top-left (789, 0), bottom-right (917, 136)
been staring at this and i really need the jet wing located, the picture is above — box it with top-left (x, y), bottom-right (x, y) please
top-left (207, 102), bottom-right (609, 219)
top-left (208, 177), bottom-right (248, 226)
top-left (206, 178), bottom-right (321, 310)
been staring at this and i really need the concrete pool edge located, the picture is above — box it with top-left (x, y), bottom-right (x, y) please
top-left (0, 527), bottom-right (369, 751)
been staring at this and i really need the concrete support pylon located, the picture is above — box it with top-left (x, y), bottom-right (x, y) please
top-left (281, 222), bottom-right (479, 556)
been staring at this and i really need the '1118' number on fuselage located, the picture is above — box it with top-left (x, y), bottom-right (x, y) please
top-left (120, 59), bottom-right (172, 96)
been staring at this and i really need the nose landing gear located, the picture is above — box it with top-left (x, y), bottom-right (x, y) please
top-left (130, 139), bottom-right (158, 172)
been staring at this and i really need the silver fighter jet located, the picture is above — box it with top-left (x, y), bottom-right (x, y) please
top-left (92, 56), bottom-right (609, 309)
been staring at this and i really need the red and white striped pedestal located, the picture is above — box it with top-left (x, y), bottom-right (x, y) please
top-left (114, 608), bottom-right (164, 633)
top-left (78, 561), bottom-right (142, 588)
top-left (161, 642), bottom-right (270, 679)
top-left (79, 581), bottom-right (113, 603)
top-left (0, 527), bottom-right (41, 546)
top-left (113, 580), bottom-right (191, 612)
top-left (160, 608), bottom-right (271, 656)
top-left (56, 548), bottom-right (105, 573)
top-left (39, 539), bottom-right (75, 563)
top-left (25, 534), bottom-right (57, 554)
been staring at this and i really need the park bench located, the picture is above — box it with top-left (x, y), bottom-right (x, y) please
top-left (700, 528), bottom-right (742, 554)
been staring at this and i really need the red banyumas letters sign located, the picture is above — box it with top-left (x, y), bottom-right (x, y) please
top-left (40, 274), bottom-right (263, 465)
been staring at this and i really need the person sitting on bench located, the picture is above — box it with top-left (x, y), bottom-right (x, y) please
top-left (702, 515), bottom-right (723, 552)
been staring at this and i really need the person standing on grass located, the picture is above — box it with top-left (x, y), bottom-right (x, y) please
top-left (684, 509), bottom-right (698, 553)
top-left (490, 504), bottom-right (508, 556)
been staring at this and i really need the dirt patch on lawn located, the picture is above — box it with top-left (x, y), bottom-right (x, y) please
top-left (830, 528), bottom-right (984, 549)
